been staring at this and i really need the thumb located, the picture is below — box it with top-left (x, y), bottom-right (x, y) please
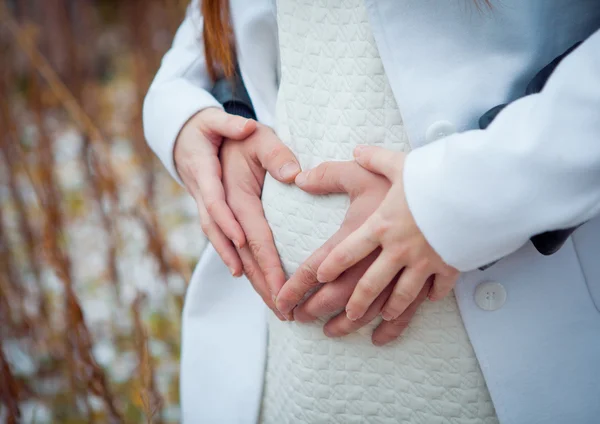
top-left (255, 131), bottom-right (301, 183)
top-left (353, 145), bottom-right (404, 181)
top-left (198, 107), bottom-right (257, 141)
top-left (294, 161), bottom-right (366, 196)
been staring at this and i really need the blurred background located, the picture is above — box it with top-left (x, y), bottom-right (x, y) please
top-left (0, 1), bottom-right (207, 422)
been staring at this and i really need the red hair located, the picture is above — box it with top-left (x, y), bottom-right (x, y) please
top-left (202, 0), bottom-right (235, 81)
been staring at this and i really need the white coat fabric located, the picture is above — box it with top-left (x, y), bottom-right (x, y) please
top-left (142, 1), bottom-right (600, 423)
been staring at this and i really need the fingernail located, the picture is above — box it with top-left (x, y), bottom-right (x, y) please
top-left (238, 119), bottom-right (249, 132)
top-left (354, 145), bottom-right (366, 158)
top-left (229, 266), bottom-right (238, 277)
top-left (279, 162), bottom-right (300, 180)
top-left (372, 338), bottom-right (385, 346)
top-left (295, 171), bottom-right (309, 186)
top-left (278, 302), bottom-right (293, 315)
top-left (323, 327), bottom-right (334, 337)
top-left (346, 308), bottom-right (359, 322)
top-left (317, 271), bottom-right (330, 283)
top-left (381, 311), bottom-right (394, 321)
top-left (274, 310), bottom-right (286, 321)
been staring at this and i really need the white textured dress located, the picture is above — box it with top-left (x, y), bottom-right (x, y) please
top-left (260, 1), bottom-right (499, 422)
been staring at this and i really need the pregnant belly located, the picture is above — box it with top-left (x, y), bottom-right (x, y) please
top-left (260, 168), bottom-right (496, 424)
top-left (261, 173), bottom-right (350, 278)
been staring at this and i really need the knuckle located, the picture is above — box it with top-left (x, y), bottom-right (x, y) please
top-left (229, 199), bottom-right (245, 217)
top-left (414, 258), bottom-right (431, 271)
top-left (242, 262), bottom-right (259, 281)
top-left (264, 143), bottom-right (285, 164)
top-left (199, 221), bottom-right (212, 236)
top-left (357, 280), bottom-right (378, 300)
top-left (204, 199), bottom-right (219, 216)
top-left (389, 245), bottom-right (409, 263)
top-left (261, 263), bottom-right (282, 276)
top-left (372, 219), bottom-right (391, 239)
top-left (391, 288), bottom-right (415, 305)
top-left (355, 314), bottom-right (373, 327)
top-left (299, 262), bottom-right (319, 283)
top-left (335, 250), bottom-right (354, 267)
top-left (390, 315), bottom-right (410, 329)
top-left (315, 295), bottom-right (339, 315)
top-left (248, 239), bottom-right (264, 258)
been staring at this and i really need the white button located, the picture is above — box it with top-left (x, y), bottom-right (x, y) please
top-left (425, 120), bottom-right (456, 142)
top-left (474, 281), bottom-right (506, 311)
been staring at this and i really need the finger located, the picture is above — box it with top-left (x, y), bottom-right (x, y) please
top-left (428, 270), bottom-right (459, 301)
top-left (294, 252), bottom-right (377, 322)
top-left (275, 228), bottom-right (347, 315)
top-left (292, 305), bottom-right (318, 323)
top-left (317, 216), bottom-right (380, 283)
top-left (293, 280), bottom-right (352, 323)
top-left (381, 262), bottom-right (431, 321)
top-left (353, 145), bottom-right (404, 181)
top-left (294, 161), bottom-right (369, 196)
top-left (254, 132), bottom-right (301, 183)
top-left (198, 108), bottom-right (257, 141)
top-left (345, 251), bottom-right (404, 321)
top-left (196, 155), bottom-right (245, 248)
top-left (197, 201), bottom-right (243, 277)
top-left (372, 278), bottom-right (432, 346)
top-left (230, 191), bottom-right (286, 298)
top-left (237, 246), bottom-right (287, 321)
top-left (323, 284), bottom-right (394, 338)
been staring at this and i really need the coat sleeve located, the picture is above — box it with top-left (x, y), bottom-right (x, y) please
top-left (403, 29), bottom-right (600, 272)
top-left (143, 1), bottom-right (222, 185)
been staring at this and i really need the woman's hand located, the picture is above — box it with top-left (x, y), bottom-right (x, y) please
top-left (275, 160), bottom-right (391, 315)
top-left (174, 107), bottom-right (257, 276)
top-left (220, 123), bottom-right (301, 316)
top-left (318, 146), bottom-right (459, 322)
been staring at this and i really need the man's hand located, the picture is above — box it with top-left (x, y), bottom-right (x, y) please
top-left (316, 146), bottom-right (459, 322)
top-left (275, 161), bottom-right (432, 344)
top-left (291, 250), bottom-right (432, 346)
top-left (310, 276), bottom-right (433, 346)
top-left (220, 123), bottom-right (301, 317)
